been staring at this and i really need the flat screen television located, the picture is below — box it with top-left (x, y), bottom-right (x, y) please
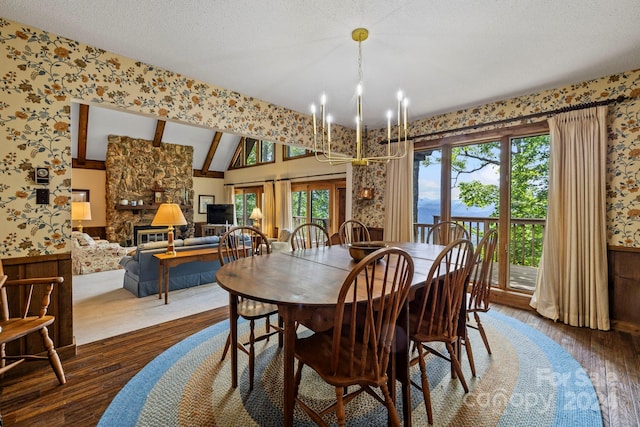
top-left (207, 204), bottom-right (234, 225)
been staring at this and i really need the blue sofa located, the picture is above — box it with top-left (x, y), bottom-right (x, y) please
top-left (119, 235), bottom-right (228, 297)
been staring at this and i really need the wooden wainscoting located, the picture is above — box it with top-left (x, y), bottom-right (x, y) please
top-left (608, 245), bottom-right (640, 334)
top-left (1, 253), bottom-right (76, 378)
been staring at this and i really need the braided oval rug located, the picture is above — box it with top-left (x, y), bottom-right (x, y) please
top-left (99, 310), bottom-right (602, 426)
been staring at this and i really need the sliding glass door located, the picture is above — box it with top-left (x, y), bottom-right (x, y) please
top-left (414, 123), bottom-right (549, 294)
top-left (291, 180), bottom-right (345, 235)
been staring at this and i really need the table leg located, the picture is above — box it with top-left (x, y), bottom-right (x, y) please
top-left (229, 293), bottom-right (239, 388)
top-left (164, 265), bottom-right (170, 304)
top-left (281, 306), bottom-right (296, 427)
top-left (157, 262), bottom-right (163, 299)
top-left (391, 302), bottom-right (412, 427)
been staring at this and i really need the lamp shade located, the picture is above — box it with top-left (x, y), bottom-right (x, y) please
top-left (249, 207), bottom-right (263, 220)
top-left (152, 203), bottom-right (187, 226)
top-left (71, 202), bottom-right (92, 221)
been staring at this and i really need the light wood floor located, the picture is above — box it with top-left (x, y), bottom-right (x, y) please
top-left (0, 304), bottom-right (638, 427)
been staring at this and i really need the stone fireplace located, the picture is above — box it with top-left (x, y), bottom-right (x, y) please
top-left (105, 135), bottom-right (194, 245)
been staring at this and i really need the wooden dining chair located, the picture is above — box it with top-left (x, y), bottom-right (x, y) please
top-left (463, 228), bottom-right (498, 376)
top-left (337, 219), bottom-right (371, 244)
top-left (290, 222), bottom-right (331, 250)
top-left (0, 260), bottom-right (66, 385)
top-left (426, 220), bottom-right (469, 245)
top-left (293, 247), bottom-right (414, 427)
top-left (218, 226), bottom-right (283, 391)
top-left (408, 238), bottom-right (474, 425)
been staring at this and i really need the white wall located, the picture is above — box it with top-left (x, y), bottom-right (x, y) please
top-left (192, 176), bottom-right (225, 223)
top-left (71, 169), bottom-right (106, 228)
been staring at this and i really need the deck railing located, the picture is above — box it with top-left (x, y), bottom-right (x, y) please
top-left (292, 216), bottom-right (328, 231)
top-left (414, 216), bottom-right (546, 267)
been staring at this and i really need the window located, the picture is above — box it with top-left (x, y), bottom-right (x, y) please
top-left (414, 122), bottom-right (550, 296)
top-left (291, 180), bottom-right (345, 235)
top-left (230, 138), bottom-right (275, 169)
top-left (234, 187), bottom-right (262, 226)
top-left (283, 145), bottom-right (313, 161)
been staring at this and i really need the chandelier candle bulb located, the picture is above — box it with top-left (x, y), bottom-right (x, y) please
top-left (397, 91), bottom-right (403, 127)
top-left (404, 98), bottom-right (408, 130)
top-left (321, 94), bottom-right (326, 131)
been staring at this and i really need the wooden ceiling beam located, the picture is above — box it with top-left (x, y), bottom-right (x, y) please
top-left (192, 169), bottom-right (225, 179)
top-left (76, 104), bottom-right (89, 165)
top-left (72, 159), bottom-right (106, 170)
top-left (200, 131), bottom-right (223, 175)
top-left (153, 120), bottom-right (166, 147)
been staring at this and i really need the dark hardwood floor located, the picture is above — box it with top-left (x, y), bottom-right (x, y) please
top-left (0, 304), bottom-right (638, 426)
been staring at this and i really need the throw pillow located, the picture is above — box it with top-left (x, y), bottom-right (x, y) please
top-left (278, 229), bottom-right (292, 243)
top-left (72, 231), bottom-right (95, 246)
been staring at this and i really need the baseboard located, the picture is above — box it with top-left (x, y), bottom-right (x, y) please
top-left (611, 319), bottom-right (640, 335)
top-left (489, 288), bottom-right (534, 311)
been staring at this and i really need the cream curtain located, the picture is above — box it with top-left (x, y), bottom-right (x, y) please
top-left (276, 180), bottom-right (293, 233)
top-left (263, 182), bottom-right (276, 238)
top-left (224, 185), bottom-right (237, 225)
top-left (383, 141), bottom-right (414, 242)
top-left (531, 106), bottom-right (610, 330)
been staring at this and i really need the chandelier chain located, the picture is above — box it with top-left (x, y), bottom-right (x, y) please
top-left (358, 40), bottom-right (363, 84)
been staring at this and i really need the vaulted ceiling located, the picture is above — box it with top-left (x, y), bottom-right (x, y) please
top-left (3, 1), bottom-right (640, 174)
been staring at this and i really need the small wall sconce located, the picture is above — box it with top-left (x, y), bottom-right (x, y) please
top-left (359, 187), bottom-right (374, 200)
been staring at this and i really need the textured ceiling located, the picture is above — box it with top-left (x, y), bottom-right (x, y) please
top-left (3, 0), bottom-right (640, 170)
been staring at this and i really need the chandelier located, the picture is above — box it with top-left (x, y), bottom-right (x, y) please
top-left (312, 28), bottom-right (409, 166)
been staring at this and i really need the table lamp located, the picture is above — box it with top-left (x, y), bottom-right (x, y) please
top-left (152, 203), bottom-right (187, 255)
top-left (249, 207), bottom-right (263, 229)
top-left (71, 202), bottom-right (92, 233)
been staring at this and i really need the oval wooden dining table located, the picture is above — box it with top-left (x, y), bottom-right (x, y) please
top-left (215, 242), bottom-right (449, 427)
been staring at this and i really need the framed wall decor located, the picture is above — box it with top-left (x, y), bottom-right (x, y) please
top-left (72, 189), bottom-right (90, 202)
top-left (199, 195), bottom-right (215, 214)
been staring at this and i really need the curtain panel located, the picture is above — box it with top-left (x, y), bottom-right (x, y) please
top-left (531, 106), bottom-right (609, 330)
top-left (224, 185), bottom-right (236, 225)
top-left (263, 182), bottom-right (276, 238)
top-left (383, 141), bottom-right (414, 242)
top-left (276, 180), bottom-right (293, 233)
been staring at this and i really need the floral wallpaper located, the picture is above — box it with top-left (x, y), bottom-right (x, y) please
top-left (0, 16), bottom-right (638, 258)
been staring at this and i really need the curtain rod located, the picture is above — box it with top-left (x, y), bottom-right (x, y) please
top-left (224, 179), bottom-right (274, 187)
top-left (276, 172), bottom-right (346, 182)
top-left (224, 171), bottom-right (346, 187)
top-left (379, 95), bottom-right (630, 143)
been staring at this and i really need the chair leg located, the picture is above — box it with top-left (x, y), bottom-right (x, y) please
top-left (335, 387), bottom-right (346, 427)
top-left (417, 344), bottom-right (433, 425)
top-left (474, 312), bottom-right (492, 354)
top-left (446, 342), bottom-right (468, 393)
top-left (220, 334), bottom-right (231, 361)
top-left (264, 317), bottom-right (271, 342)
top-left (40, 326), bottom-right (66, 385)
top-left (464, 328), bottom-right (477, 377)
top-left (380, 383), bottom-right (401, 427)
top-left (248, 319), bottom-right (256, 391)
top-left (278, 315), bottom-right (284, 348)
top-left (294, 361), bottom-right (303, 395)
